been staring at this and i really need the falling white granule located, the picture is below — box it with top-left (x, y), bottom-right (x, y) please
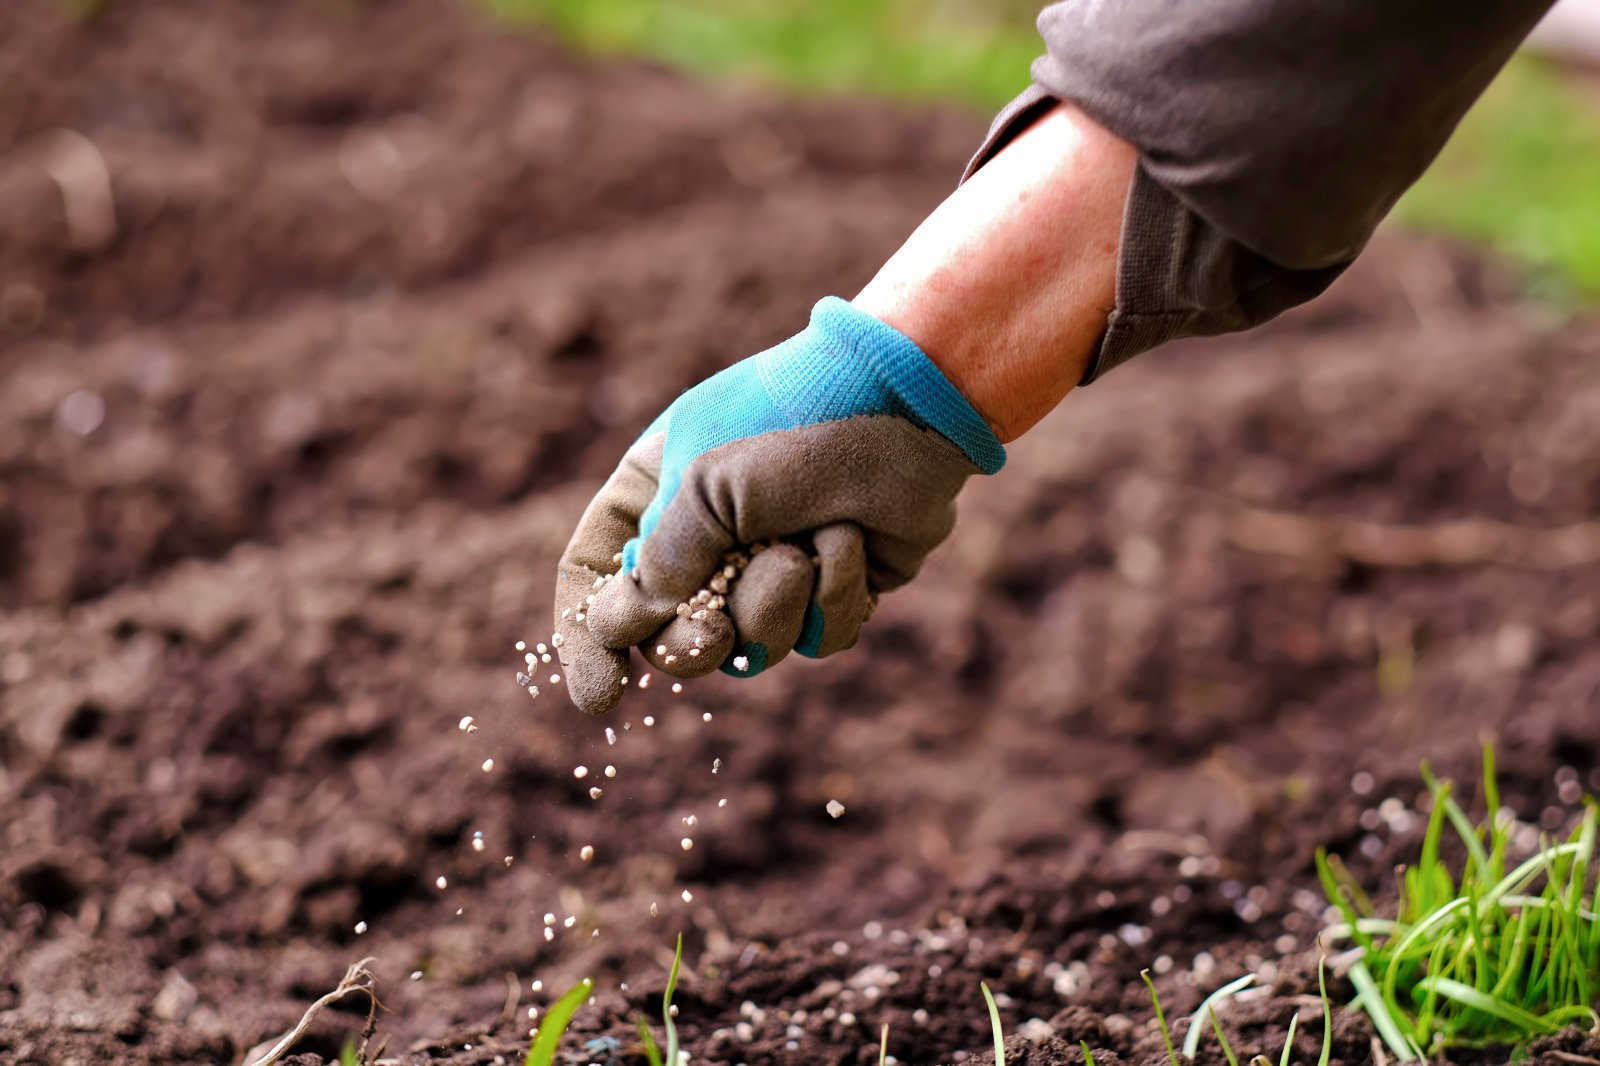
top-left (638, 674), bottom-right (651, 689)
top-left (410, 971), bottom-right (424, 981)
top-left (649, 901), bottom-right (659, 918)
top-left (526, 686), bottom-right (539, 699)
top-left (680, 837), bottom-right (694, 851)
top-left (563, 915), bottom-right (576, 929)
top-left (354, 921), bottom-right (368, 935)
top-left (604, 765), bottom-right (616, 778)
top-left (536, 642), bottom-right (547, 655)
top-left (711, 758), bottom-right (721, 774)
top-left (671, 683), bottom-right (683, 694)
top-left (504, 856), bottom-right (514, 867)
top-left (544, 912), bottom-right (556, 925)
top-left (457, 715), bottom-right (474, 731)
top-left (718, 797), bottom-right (728, 808)
top-left (481, 758), bottom-right (495, 773)
top-left (589, 787), bottom-right (603, 800)
top-left (516, 641), bottom-right (527, 652)
top-left (530, 979), bottom-right (543, 992)
top-left (681, 889), bottom-right (693, 903)
top-left (579, 844), bottom-right (595, 862)
top-left (543, 927), bottom-right (554, 942)
top-left (826, 799), bottom-right (846, 819)
top-left (527, 1006), bottom-right (539, 1020)
top-left (683, 814), bottom-right (697, 827)
top-left (435, 875), bottom-right (448, 890)
top-left (550, 673), bottom-right (561, 684)
top-left (732, 656), bottom-right (749, 672)
top-left (643, 715), bottom-right (655, 727)
top-left (573, 765), bottom-right (589, 779)
top-left (472, 836), bottom-right (485, 853)
top-left (605, 727), bottom-right (617, 745)
top-left (702, 712), bottom-right (713, 723)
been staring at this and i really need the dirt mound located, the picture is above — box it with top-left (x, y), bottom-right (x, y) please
top-left (3, 2), bottom-right (1600, 1065)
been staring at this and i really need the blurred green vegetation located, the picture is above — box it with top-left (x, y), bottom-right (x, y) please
top-left (489, 0), bottom-right (1600, 295)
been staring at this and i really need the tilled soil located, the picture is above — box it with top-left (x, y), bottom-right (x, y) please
top-left (3, 3), bottom-right (1600, 1065)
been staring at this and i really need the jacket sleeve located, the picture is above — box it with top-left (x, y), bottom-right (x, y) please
top-left (965, 0), bottom-right (1557, 382)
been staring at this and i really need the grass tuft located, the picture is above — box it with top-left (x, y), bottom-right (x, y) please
top-left (1320, 748), bottom-right (1600, 1056)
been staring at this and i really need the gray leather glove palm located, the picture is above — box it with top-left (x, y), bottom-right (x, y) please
top-left (553, 297), bottom-right (1005, 715)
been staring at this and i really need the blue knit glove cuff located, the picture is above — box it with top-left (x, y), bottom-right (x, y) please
top-left (757, 297), bottom-right (1007, 475)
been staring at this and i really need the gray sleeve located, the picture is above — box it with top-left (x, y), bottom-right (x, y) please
top-left (966, 0), bottom-right (1555, 382)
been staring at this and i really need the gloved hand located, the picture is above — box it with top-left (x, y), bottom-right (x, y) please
top-left (552, 297), bottom-right (1005, 715)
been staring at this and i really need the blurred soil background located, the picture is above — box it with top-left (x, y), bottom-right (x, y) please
top-left (2, 2), bottom-right (1599, 1065)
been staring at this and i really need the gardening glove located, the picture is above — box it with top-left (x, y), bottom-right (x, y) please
top-left (552, 296), bottom-right (1005, 715)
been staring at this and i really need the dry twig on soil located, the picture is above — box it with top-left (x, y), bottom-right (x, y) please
top-left (242, 957), bottom-right (380, 1066)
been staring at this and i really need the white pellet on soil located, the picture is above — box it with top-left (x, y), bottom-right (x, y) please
top-left (563, 915), bottom-right (576, 928)
top-left (530, 979), bottom-right (543, 992)
top-left (410, 971), bottom-right (423, 981)
top-left (481, 758), bottom-right (495, 773)
top-left (826, 799), bottom-right (845, 819)
top-left (579, 844), bottom-right (595, 862)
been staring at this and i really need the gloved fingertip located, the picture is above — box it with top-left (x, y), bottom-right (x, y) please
top-left (718, 642), bottom-right (769, 678)
top-left (793, 603), bottom-right (826, 659)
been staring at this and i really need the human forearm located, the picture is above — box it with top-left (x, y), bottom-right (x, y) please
top-left (853, 102), bottom-right (1135, 443)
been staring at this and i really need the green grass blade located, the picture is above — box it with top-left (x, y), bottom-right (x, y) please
top-left (636, 1017), bottom-right (663, 1066)
top-left (1276, 1010), bottom-right (1300, 1066)
top-left (879, 1023), bottom-right (889, 1066)
top-left (339, 1042), bottom-right (360, 1066)
top-left (1208, 1008), bottom-right (1241, 1066)
top-left (1414, 977), bottom-right (1560, 1036)
top-left (525, 977), bottom-right (594, 1066)
top-left (1141, 969), bottom-right (1181, 1066)
top-left (1080, 1040), bottom-right (1097, 1066)
top-left (1316, 849), bottom-right (1374, 952)
top-left (1349, 960), bottom-right (1419, 1061)
top-left (981, 982), bottom-right (1006, 1066)
top-left (1183, 974), bottom-right (1256, 1060)
top-left (1316, 961), bottom-right (1332, 1066)
top-left (663, 933), bottom-right (684, 1066)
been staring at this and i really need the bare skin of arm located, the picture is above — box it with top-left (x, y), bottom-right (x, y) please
top-left (853, 102), bottom-right (1136, 443)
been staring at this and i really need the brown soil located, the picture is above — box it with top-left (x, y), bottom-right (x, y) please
top-left (3, 2), bottom-right (1600, 1066)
